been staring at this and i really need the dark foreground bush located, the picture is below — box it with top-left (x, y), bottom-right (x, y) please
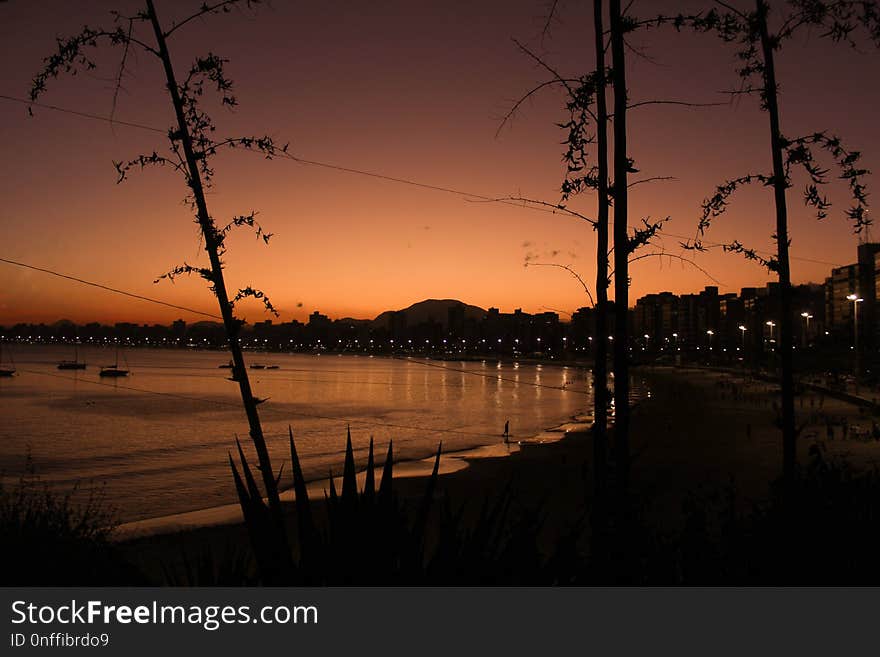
top-left (227, 430), bottom-right (880, 585)
top-left (671, 444), bottom-right (880, 584)
top-left (0, 458), bottom-right (145, 585)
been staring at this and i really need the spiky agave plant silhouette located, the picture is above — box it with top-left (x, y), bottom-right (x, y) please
top-left (230, 427), bottom-right (444, 584)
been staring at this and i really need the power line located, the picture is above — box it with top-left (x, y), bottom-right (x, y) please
top-left (0, 257), bottom-right (221, 319)
top-left (1, 94), bottom-right (846, 268)
top-left (4, 95), bottom-right (562, 211)
top-left (645, 230), bottom-right (844, 268)
top-left (0, 94), bottom-right (165, 134)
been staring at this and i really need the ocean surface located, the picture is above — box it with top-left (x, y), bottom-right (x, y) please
top-left (0, 345), bottom-right (604, 522)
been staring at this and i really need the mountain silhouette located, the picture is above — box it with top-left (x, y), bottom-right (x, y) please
top-left (372, 299), bottom-right (486, 329)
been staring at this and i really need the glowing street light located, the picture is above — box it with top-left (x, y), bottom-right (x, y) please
top-left (847, 293), bottom-right (864, 383)
top-left (738, 325), bottom-right (747, 350)
top-left (800, 312), bottom-right (813, 347)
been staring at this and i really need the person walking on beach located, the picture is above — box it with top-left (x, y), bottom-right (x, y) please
top-left (503, 420), bottom-right (510, 445)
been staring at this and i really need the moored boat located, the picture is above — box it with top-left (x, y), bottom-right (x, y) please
top-left (99, 343), bottom-right (130, 378)
top-left (58, 341), bottom-right (86, 370)
top-left (99, 366), bottom-right (129, 378)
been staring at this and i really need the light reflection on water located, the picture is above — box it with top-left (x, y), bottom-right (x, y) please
top-left (1, 345), bottom-right (598, 522)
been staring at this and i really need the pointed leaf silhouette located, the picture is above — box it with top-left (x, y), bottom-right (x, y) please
top-left (378, 439), bottom-right (394, 508)
top-left (235, 436), bottom-right (263, 503)
top-left (341, 425), bottom-right (358, 510)
top-left (363, 436), bottom-right (376, 506)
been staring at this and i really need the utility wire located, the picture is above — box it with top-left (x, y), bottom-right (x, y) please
top-left (5, 95), bottom-right (555, 210)
top-left (1, 94), bottom-right (846, 269)
top-left (0, 94), bottom-right (165, 134)
top-left (0, 257), bottom-right (222, 319)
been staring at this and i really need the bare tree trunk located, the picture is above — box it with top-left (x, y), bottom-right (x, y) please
top-left (757, 0), bottom-right (796, 481)
top-left (592, 0), bottom-right (609, 495)
top-left (145, 0), bottom-right (286, 527)
top-left (609, 0), bottom-right (630, 490)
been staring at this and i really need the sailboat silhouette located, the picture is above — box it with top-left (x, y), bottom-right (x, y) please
top-left (58, 340), bottom-right (87, 370)
top-left (99, 342), bottom-right (129, 378)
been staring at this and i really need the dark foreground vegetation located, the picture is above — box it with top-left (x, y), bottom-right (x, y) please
top-left (5, 437), bottom-right (880, 586)
top-left (0, 456), bottom-right (145, 585)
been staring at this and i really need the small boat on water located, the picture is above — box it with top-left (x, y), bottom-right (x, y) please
top-left (58, 342), bottom-right (86, 370)
top-left (99, 344), bottom-right (129, 378)
top-left (99, 366), bottom-right (129, 378)
top-left (265, 365), bottom-right (280, 370)
top-left (250, 364), bottom-right (267, 370)
top-left (0, 341), bottom-right (16, 377)
top-left (218, 360), bottom-right (234, 369)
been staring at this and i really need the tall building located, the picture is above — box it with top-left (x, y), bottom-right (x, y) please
top-left (633, 292), bottom-right (677, 348)
top-left (858, 243), bottom-right (880, 347)
top-left (826, 263), bottom-right (860, 337)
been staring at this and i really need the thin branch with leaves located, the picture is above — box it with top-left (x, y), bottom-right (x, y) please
top-left (29, 0), bottom-right (292, 559)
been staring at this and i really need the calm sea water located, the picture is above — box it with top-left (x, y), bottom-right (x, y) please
top-left (0, 345), bottom-right (596, 521)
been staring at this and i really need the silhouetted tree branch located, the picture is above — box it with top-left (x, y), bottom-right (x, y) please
top-left (29, 0), bottom-right (291, 559)
top-left (482, 196), bottom-right (597, 226)
top-left (525, 261), bottom-right (596, 305)
top-left (666, 0), bottom-right (878, 482)
top-left (624, 250), bottom-right (723, 285)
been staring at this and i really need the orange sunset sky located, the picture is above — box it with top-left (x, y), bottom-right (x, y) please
top-left (1, 1), bottom-right (878, 326)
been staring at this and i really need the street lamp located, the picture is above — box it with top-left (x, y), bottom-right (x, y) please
top-left (800, 312), bottom-right (813, 348)
top-left (738, 325), bottom-right (747, 351)
top-left (706, 329), bottom-right (714, 351)
top-left (765, 320), bottom-right (776, 353)
top-left (847, 293), bottom-right (864, 385)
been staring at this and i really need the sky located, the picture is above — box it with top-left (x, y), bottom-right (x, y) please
top-left (1, 0), bottom-right (878, 325)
